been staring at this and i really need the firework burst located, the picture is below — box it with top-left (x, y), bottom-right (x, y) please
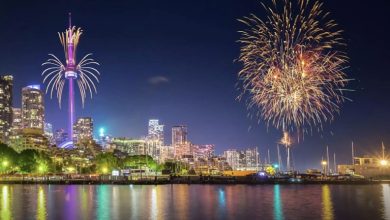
top-left (42, 26), bottom-right (100, 107)
top-left (238, 0), bottom-right (350, 133)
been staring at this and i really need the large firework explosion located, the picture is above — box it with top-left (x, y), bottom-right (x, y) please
top-left (42, 25), bottom-right (100, 107)
top-left (237, 0), bottom-right (350, 133)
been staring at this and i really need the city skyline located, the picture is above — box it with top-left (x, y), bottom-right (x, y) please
top-left (0, 0), bottom-right (389, 170)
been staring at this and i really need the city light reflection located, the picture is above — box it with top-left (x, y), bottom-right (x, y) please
top-left (218, 188), bottom-right (226, 208)
top-left (37, 186), bottom-right (46, 220)
top-left (0, 185), bottom-right (11, 220)
top-left (321, 185), bottom-right (334, 220)
top-left (382, 184), bottom-right (390, 220)
top-left (97, 185), bottom-right (110, 220)
top-left (273, 185), bottom-right (283, 220)
top-left (150, 187), bottom-right (157, 219)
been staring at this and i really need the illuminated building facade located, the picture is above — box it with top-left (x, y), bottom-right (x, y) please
top-left (146, 119), bottom-right (164, 160)
top-left (44, 123), bottom-right (54, 145)
top-left (0, 75), bottom-right (13, 143)
top-left (54, 129), bottom-right (68, 146)
top-left (172, 125), bottom-right (191, 158)
top-left (224, 148), bottom-right (259, 171)
top-left (240, 148), bottom-right (260, 170)
top-left (148, 119), bottom-right (164, 143)
top-left (11, 107), bottom-right (22, 136)
top-left (21, 85), bottom-right (45, 133)
top-left (224, 150), bottom-right (240, 170)
top-left (193, 144), bottom-right (215, 160)
top-left (111, 138), bottom-right (146, 155)
top-left (73, 117), bottom-right (93, 145)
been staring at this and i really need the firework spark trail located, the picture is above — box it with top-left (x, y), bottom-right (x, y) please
top-left (42, 27), bottom-right (100, 107)
top-left (238, 0), bottom-right (351, 133)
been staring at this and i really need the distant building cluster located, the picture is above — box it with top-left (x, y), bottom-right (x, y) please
top-left (0, 74), bottom-right (261, 174)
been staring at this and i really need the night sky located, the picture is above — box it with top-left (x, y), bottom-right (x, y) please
top-left (0, 0), bottom-right (389, 170)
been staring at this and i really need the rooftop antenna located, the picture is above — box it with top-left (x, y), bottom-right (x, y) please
top-left (69, 12), bottom-right (72, 29)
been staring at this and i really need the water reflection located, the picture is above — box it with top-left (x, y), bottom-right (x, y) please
top-left (382, 184), bottom-right (390, 220)
top-left (0, 185), bottom-right (11, 220)
top-left (96, 185), bottom-right (110, 220)
top-left (0, 184), bottom-right (387, 219)
top-left (36, 186), bottom-right (46, 220)
top-left (273, 185), bottom-right (283, 220)
top-left (321, 185), bottom-right (334, 220)
top-left (218, 188), bottom-right (226, 208)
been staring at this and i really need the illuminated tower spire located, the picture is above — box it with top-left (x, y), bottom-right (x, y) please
top-left (42, 12), bottom-right (100, 149)
top-left (65, 12), bottom-right (77, 145)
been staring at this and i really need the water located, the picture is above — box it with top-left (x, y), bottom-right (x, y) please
top-left (0, 184), bottom-right (389, 220)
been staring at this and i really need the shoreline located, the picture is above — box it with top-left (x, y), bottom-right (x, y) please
top-left (0, 178), bottom-right (387, 185)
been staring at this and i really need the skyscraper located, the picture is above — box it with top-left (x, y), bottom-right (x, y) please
top-left (148, 119), bottom-right (164, 143)
top-left (21, 85), bottom-right (44, 133)
top-left (172, 125), bottom-right (187, 147)
top-left (172, 125), bottom-right (191, 159)
top-left (11, 108), bottom-right (22, 136)
top-left (44, 123), bottom-right (54, 145)
top-left (0, 75), bottom-right (13, 143)
top-left (73, 117), bottom-right (93, 145)
top-left (147, 119), bottom-right (164, 160)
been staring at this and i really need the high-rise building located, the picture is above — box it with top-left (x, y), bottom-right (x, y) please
top-left (172, 125), bottom-right (187, 147)
top-left (11, 107), bottom-right (22, 136)
top-left (146, 119), bottom-right (164, 160)
top-left (172, 125), bottom-right (191, 159)
top-left (73, 117), bottom-right (93, 145)
top-left (44, 123), bottom-right (54, 145)
top-left (224, 150), bottom-right (240, 170)
top-left (21, 85), bottom-right (44, 133)
top-left (54, 129), bottom-right (68, 146)
top-left (193, 144), bottom-right (215, 160)
top-left (148, 119), bottom-right (164, 143)
top-left (242, 148), bottom-right (260, 170)
top-left (0, 75), bottom-right (13, 143)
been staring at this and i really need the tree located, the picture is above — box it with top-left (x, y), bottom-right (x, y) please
top-left (0, 144), bottom-right (18, 173)
top-left (94, 153), bottom-right (120, 174)
top-left (17, 149), bottom-right (54, 174)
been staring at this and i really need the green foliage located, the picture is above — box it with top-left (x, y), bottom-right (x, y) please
top-left (0, 144), bottom-right (19, 173)
top-left (121, 155), bottom-right (161, 171)
top-left (95, 152), bottom-right (120, 174)
top-left (163, 160), bottom-right (189, 174)
top-left (17, 149), bottom-right (53, 174)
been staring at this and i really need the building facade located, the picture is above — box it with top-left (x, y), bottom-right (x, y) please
top-left (0, 75), bottom-right (13, 143)
top-left (44, 123), bottom-right (54, 145)
top-left (11, 107), bottom-right (22, 136)
top-left (21, 85), bottom-right (44, 132)
top-left (172, 125), bottom-right (190, 159)
top-left (224, 148), bottom-right (260, 171)
top-left (73, 117), bottom-right (93, 145)
top-left (111, 138), bottom-right (146, 155)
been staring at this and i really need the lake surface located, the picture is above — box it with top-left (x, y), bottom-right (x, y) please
top-left (0, 183), bottom-right (389, 220)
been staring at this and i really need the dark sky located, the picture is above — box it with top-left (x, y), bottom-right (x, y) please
top-left (0, 0), bottom-right (389, 170)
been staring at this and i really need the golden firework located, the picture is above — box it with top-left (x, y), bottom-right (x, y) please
top-left (238, 0), bottom-right (350, 132)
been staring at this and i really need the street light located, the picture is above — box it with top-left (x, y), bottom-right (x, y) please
top-left (380, 160), bottom-right (388, 166)
top-left (2, 160), bottom-right (8, 168)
